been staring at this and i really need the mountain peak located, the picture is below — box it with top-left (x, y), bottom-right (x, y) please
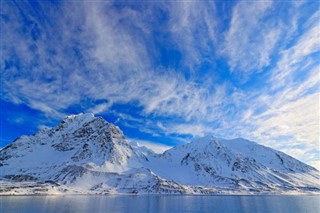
top-left (0, 116), bottom-right (319, 195)
top-left (62, 113), bottom-right (96, 127)
top-left (53, 113), bottom-right (115, 137)
top-left (64, 113), bottom-right (94, 121)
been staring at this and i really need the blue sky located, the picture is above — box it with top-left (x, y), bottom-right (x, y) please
top-left (1, 0), bottom-right (319, 168)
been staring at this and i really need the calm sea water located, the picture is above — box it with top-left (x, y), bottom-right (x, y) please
top-left (1, 195), bottom-right (319, 213)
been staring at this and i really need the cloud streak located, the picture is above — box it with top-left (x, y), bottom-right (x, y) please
top-left (221, 0), bottom-right (275, 73)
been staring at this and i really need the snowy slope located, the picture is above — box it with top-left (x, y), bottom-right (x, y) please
top-left (0, 114), bottom-right (319, 195)
top-left (146, 136), bottom-right (319, 192)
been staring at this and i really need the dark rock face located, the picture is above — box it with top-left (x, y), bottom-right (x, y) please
top-left (4, 175), bottom-right (38, 182)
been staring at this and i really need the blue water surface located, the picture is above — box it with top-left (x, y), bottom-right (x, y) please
top-left (1, 195), bottom-right (319, 213)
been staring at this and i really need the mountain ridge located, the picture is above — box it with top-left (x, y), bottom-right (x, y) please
top-left (1, 113), bottom-right (319, 195)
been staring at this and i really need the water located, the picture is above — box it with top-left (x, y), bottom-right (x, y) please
top-left (1, 195), bottom-right (319, 213)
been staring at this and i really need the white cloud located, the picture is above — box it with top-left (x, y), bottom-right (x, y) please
top-left (166, 1), bottom-right (217, 70)
top-left (158, 122), bottom-right (213, 137)
top-left (86, 103), bottom-right (111, 115)
top-left (83, 1), bottom-right (150, 73)
top-left (127, 138), bottom-right (172, 154)
top-left (280, 148), bottom-right (320, 170)
top-left (222, 0), bottom-right (277, 73)
top-left (208, 5), bottom-right (320, 166)
top-left (215, 5), bottom-right (320, 166)
top-left (225, 65), bottom-right (320, 165)
top-left (271, 19), bottom-right (320, 87)
top-left (223, 27), bottom-right (320, 167)
top-left (0, 1), bottom-right (224, 122)
top-left (254, 92), bottom-right (319, 149)
top-left (308, 161), bottom-right (320, 171)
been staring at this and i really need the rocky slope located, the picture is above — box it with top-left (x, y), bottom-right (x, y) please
top-left (0, 113), bottom-right (319, 194)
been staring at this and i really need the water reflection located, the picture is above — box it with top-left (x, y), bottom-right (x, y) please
top-left (1, 195), bottom-right (319, 213)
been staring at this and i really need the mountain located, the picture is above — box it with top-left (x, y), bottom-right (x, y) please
top-left (0, 113), bottom-right (319, 195)
top-left (146, 137), bottom-right (319, 193)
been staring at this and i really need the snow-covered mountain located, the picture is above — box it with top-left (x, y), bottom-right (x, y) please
top-left (146, 137), bottom-right (319, 193)
top-left (1, 114), bottom-right (319, 195)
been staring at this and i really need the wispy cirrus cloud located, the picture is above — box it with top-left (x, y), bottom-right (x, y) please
top-left (270, 11), bottom-right (320, 88)
top-left (221, 0), bottom-right (276, 73)
top-left (165, 1), bottom-right (217, 71)
top-left (1, 0), bottom-right (319, 168)
top-left (218, 5), bottom-right (320, 166)
top-left (157, 121), bottom-right (214, 138)
top-left (1, 1), bottom-right (224, 122)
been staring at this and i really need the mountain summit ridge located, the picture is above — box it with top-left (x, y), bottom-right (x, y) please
top-left (1, 113), bottom-right (319, 195)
